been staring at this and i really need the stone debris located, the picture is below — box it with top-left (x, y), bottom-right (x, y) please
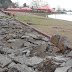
top-left (25, 56), bottom-right (43, 66)
top-left (0, 55), bottom-right (11, 68)
top-left (67, 67), bottom-right (72, 72)
top-left (55, 66), bottom-right (71, 72)
top-left (67, 51), bottom-right (72, 57)
top-left (63, 59), bottom-right (72, 67)
top-left (0, 15), bottom-right (72, 72)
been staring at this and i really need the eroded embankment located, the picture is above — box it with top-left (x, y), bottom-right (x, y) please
top-left (0, 16), bottom-right (72, 72)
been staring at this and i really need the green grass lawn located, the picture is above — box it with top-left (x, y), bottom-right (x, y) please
top-left (15, 14), bottom-right (46, 25)
top-left (15, 14), bottom-right (67, 26)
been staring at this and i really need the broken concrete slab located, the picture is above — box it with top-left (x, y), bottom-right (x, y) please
top-left (22, 49), bottom-right (30, 56)
top-left (67, 67), bottom-right (72, 72)
top-left (7, 39), bottom-right (17, 43)
top-left (4, 35), bottom-right (13, 40)
top-left (55, 66), bottom-right (71, 72)
top-left (24, 42), bottom-right (32, 47)
top-left (0, 28), bottom-right (8, 35)
top-left (10, 39), bottom-right (25, 49)
top-left (67, 51), bottom-right (72, 57)
top-left (8, 67), bottom-right (20, 72)
top-left (1, 47), bottom-right (14, 54)
top-left (0, 68), bottom-right (8, 72)
top-left (8, 64), bottom-right (35, 72)
top-left (13, 55), bottom-right (28, 64)
top-left (27, 37), bottom-right (38, 45)
top-left (0, 54), bottom-right (11, 68)
top-left (42, 37), bottom-right (49, 42)
top-left (26, 33), bottom-right (38, 39)
top-left (0, 35), bottom-right (4, 40)
top-left (21, 35), bottom-right (30, 39)
top-left (63, 59), bottom-right (72, 67)
top-left (26, 33), bottom-right (49, 42)
top-left (8, 62), bottom-right (16, 68)
top-left (25, 56), bottom-right (43, 66)
top-left (53, 56), bottom-right (70, 63)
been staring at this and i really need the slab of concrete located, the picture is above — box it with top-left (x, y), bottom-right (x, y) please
top-left (0, 54), bottom-right (11, 68)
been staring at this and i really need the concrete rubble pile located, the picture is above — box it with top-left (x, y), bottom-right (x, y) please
top-left (0, 16), bottom-right (72, 72)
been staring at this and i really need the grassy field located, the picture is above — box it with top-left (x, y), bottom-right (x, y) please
top-left (10, 11), bottom-right (72, 47)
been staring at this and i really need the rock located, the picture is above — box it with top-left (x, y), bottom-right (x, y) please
top-left (26, 33), bottom-right (38, 39)
top-left (24, 42), bottom-right (32, 47)
top-left (0, 35), bottom-right (4, 40)
top-left (7, 39), bottom-right (17, 43)
top-left (67, 51), bottom-right (72, 57)
top-left (55, 66), bottom-right (71, 72)
top-left (1, 47), bottom-right (14, 54)
top-left (27, 37), bottom-right (38, 45)
top-left (8, 62), bottom-right (16, 68)
top-left (0, 68), bottom-right (8, 72)
top-left (25, 56), bottom-right (43, 66)
top-left (13, 55), bottom-right (28, 64)
top-left (4, 35), bottom-right (13, 40)
top-left (0, 55), bottom-right (11, 68)
top-left (22, 50), bottom-right (30, 56)
top-left (8, 67), bottom-right (20, 72)
top-left (21, 35), bottom-right (30, 39)
top-left (63, 59), bottom-right (72, 67)
top-left (67, 67), bottom-right (72, 72)
top-left (8, 64), bottom-right (34, 72)
top-left (0, 29), bottom-right (8, 35)
top-left (26, 33), bottom-right (49, 41)
top-left (0, 68), bottom-right (3, 71)
top-left (0, 41), bottom-right (3, 46)
top-left (8, 53), bottom-right (15, 59)
top-left (42, 37), bottom-right (49, 42)
top-left (53, 56), bottom-right (69, 63)
top-left (15, 25), bottom-right (22, 29)
top-left (10, 39), bottom-right (25, 49)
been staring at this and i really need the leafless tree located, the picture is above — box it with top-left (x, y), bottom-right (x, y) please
top-left (30, 0), bottom-right (48, 9)
top-left (14, 2), bottom-right (19, 8)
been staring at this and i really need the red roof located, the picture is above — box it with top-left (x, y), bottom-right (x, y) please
top-left (7, 8), bottom-right (15, 10)
top-left (7, 8), bottom-right (11, 10)
top-left (14, 8), bottom-right (20, 10)
top-left (36, 5), bottom-right (51, 11)
top-left (21, 7), bottom-right (32, 10)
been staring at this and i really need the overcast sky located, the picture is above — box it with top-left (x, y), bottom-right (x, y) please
top-left (11, 0), bottom-right (72, 10)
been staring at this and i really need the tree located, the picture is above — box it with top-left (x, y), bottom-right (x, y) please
top-left (30, 0), bottom-right (48, 9)
top-left (63, 8), bottom-right (66, 11)
top-left (11, 3), bottom-right (16, 8)
top-left (14, 2), bottom-right (19, 8)
top-left (2, 0), bottom-right (12, 9)
top-left (23, 3), bottom-right (26, 7)
top-left (0, 0), bottom-right (12, 9)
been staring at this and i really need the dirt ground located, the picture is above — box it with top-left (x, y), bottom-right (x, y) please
top-left (8, 11), bottom-right (72, 48)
